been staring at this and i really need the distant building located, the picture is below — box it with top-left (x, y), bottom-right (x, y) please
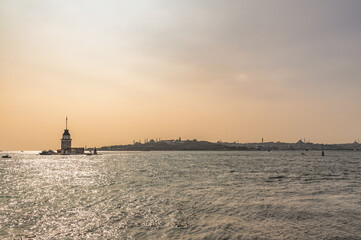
top-left (61, 128), bottom-right (71, 154)
top-left (57, 117), bottom-right (84, 155)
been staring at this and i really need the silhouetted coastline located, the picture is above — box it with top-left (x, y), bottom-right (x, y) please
top-left (97, 139), bottom-right (360, 151)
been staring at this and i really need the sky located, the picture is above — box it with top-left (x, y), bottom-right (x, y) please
top-left (1, 0), bottom-right (361, 150)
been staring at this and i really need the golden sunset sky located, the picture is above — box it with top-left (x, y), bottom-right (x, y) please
top-left (1, 1), bottom-right (361, 150)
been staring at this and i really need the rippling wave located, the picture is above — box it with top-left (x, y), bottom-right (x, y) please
top-left (1, 151), bottom-right (361, 239)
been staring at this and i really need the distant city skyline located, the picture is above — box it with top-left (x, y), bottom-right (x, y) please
top-left (1, 1), bottom-right (361, 150)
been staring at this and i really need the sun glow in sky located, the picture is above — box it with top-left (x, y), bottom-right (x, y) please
top-left (1, 0), bottom-right (361, 150)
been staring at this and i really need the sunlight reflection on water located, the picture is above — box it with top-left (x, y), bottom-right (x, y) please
top-left (0, 151), bottom-right (361, 239)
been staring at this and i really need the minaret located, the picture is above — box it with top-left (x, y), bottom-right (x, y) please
top-left (61, 116), bottom-right (72, 154)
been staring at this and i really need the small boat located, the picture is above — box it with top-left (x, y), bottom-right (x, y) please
top-left (86, 148), bottom-right (99, 155)
top-left (39, 150), bottom-right (56, 155)
top-left (2, 154), bottom-right (11, 159)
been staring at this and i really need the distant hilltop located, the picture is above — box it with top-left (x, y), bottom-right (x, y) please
top-left (98, 139), bottom-right (249, 151)
top-left (97, 139), bottom-right (361, 151)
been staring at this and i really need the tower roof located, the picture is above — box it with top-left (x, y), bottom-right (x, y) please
top-left (63, 129), bottom-right (70, 136)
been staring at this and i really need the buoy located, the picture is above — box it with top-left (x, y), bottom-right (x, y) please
top-left (321, 150), bottom-right (325, 156)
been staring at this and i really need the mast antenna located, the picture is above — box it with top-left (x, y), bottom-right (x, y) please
top-left (66, 116), bottom-right (68, 130)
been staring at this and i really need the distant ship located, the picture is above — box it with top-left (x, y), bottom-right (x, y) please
top-left (40, 150), bottom-right (56, 155)
top-left (2, 154), bottom-right (11, 159)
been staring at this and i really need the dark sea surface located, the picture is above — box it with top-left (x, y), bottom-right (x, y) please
top-left (0, 151), bottom-right (361, 239)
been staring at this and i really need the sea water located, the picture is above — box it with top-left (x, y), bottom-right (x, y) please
top-left (0, 151), bottom-right (360, 239)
